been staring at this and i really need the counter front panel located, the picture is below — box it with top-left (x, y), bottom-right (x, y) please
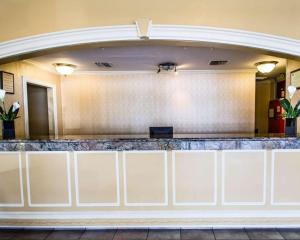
top-left (0, 141), bottom-right (300, 227)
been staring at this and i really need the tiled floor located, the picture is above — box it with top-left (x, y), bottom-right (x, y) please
top-left (0, 228), bottom-right (299, 240)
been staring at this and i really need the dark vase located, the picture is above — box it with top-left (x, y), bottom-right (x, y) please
top-left (2, 121), bottom-right (15, 139)
top-left (285, 118), bottom-right (297, 136)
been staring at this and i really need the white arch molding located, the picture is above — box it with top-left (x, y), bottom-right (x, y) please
top-left (1, 24), bottom-right (300, 59)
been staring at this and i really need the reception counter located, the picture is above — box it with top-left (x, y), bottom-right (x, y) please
top-left (0, 134), bottom-right (300, 227)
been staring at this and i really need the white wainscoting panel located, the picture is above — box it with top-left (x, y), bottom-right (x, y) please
top-left (272, 150), bottom-right (300, 205)
top-left (25, 152), bottom-right (71, 207)
top-left (123, 151), bottom-right (168, 206)
top-left (0, 152), bottom-right (24, 207)
top-left (172, 150), bottom-right (217, 206)
top-left (74, 151), bottom-right (120, 207)
top-left (222, 150), bottom-right (266, 206)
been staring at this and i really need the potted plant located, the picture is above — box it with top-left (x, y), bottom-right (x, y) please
top-left (0, 89), bottom-right (20, 139)
top-left (280, 85), bottom-right (300, 136)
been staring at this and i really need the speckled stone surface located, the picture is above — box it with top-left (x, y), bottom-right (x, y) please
top-left (0, 134), bottom-right (299, 151)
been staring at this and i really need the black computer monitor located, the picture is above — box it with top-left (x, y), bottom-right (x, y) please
top-left (149, 127), bottom-right (173, 138)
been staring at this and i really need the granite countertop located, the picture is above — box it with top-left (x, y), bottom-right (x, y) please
top-left (0, 133), bottom-right (299, 151)
top-left (3, 133), bottom-right (300, 141)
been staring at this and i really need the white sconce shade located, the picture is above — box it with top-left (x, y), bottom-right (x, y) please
top-left (287, 85), bottom-right (297, 99)
top-left (255, 61), bottom-right (278, 74)
top-left (54, 63), bottom-right (76, 75)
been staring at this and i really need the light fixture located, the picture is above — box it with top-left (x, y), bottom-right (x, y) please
top-left (54, 63), bottom-right (76, 75)
top-left (157, 62), bottom-right (177, 74)
top-left (255, 61), bottom-right (278, 74)
top-left (287, 85), bottom-right (297, 99)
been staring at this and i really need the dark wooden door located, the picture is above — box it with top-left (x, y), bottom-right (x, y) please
top-left (27, 84), bottom-right (49, 137)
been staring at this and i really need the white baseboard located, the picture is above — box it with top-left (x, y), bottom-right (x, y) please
top-left (1, 224), bottom-right (300, 229)
top-left (2, 210), bottom-right (300, 219)
top-left (1, 211), bottom-right (300, 228)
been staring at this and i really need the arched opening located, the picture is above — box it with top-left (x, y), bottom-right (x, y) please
top-left (1, 24), bottom-right (300, 61)
top-left (1, 25), bottom-right (300, 138)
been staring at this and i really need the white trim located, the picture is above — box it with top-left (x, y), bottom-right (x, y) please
top-left (73, 69), bottom-right (257, 75)
top-left (271, 149), bottom-right (300, 206)
top-left (0, 152), bottom-right (24, 207)
top-left (22, 76), bottom-right (59, 138)
top-left (135, 19), bottom-right (152, 39)
top-left (0, 25), bottom-right (138, 59)
top-left (221, 150), bottom-right (267, 206)
top-left (1, 224), bottom-right (300, 229)
top-left (172, 150), bottom-right (217, 206)
top-left (74, 151), bottom-right (120, 207)
top-left (1, 25), bottom-right (300, 60)
top-left (3, 224), bottom-right (300, 229)
top-left (3, 210), bottom-right (300, 219)
top-left (122, 151), bottom-right (168, 206)
top-left (150, 25), bottom-right (300, 56)
top-left (25, 151), bottom-right (72, 207)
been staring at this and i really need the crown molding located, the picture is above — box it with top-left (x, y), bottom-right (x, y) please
top-left (150, 25), bottom-right (300, 57)
top-left (1, 24), bottom-right (300, 60)
top-left (73, 69), bottom-right (257, 76)
top-left (0, 25), bottom-right (138, 59)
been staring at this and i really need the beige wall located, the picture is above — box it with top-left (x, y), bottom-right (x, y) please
top-left (1, 0), bottom-right (300, 42)
top-left (61, 70), bottom-right (256, 134)
top-left (0, 61), bottom-right (62, 138)
top-left (286, 60), bottom-right (300, 133)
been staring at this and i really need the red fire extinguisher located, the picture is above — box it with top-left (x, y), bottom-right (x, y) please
top-left (268, 99), bottom-right (285, 133)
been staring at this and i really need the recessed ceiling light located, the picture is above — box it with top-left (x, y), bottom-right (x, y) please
top-left (53, 63), bottom-right (76, 75)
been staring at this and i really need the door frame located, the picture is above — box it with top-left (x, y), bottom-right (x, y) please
top-left (22, 76), bottom-right (58, 138)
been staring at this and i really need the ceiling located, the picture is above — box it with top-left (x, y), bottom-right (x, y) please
top-left (28, 45), bottom-right (286, 77)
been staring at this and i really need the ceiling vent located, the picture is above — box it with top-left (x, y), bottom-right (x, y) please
top-left (209, 60), bottom-right (228, 66)
top-left (95, 62), bottom-right (113, 68)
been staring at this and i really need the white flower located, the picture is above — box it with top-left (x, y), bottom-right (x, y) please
top-left (0, 89), bottom-right (6, 102)
top-left (12, 102), bottom-right (20, 112)
top-left (287, 85), bottom-right (297, 99)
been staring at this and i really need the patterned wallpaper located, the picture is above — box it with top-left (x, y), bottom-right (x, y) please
top-left (61, 70), bottom-right (255, 134)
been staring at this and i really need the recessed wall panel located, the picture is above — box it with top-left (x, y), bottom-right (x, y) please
top-left (74, 151), bottom-right (119, 206)
top-left (0, 153), bottom-right (23, 206)
top-left (123, 151), bottom-right (167, 206)
top-left (26, 152), bottom-right (71, 207)
top-left (222, 150), bottom-right (266, 205)
top-left (272, 150), bottom-right (300, 205)
top-left (173, 151), bottom-right (216, 205)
